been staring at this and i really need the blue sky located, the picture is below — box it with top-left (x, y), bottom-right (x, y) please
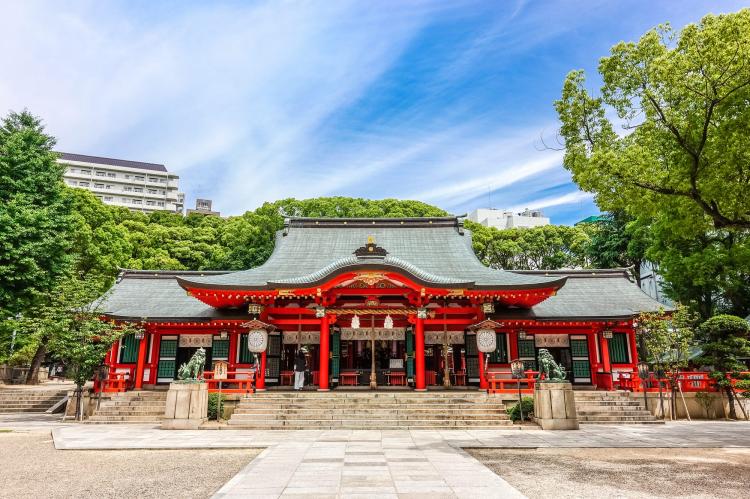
top-left (1, 1), bottom-right (745, 224)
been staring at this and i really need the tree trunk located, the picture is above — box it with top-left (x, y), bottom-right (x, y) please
top-left (725, 385), bottom-right (737, 420)
top-left (75, 384), bottom-right (83, 421)
top-left (25, 335), bottom-right (48, 384)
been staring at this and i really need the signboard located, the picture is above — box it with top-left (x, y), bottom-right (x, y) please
top-left (340, 328), bottom-right (405, 341)
top-left (534, 334), bottom-right (570, 348)
top-left (178, 335), bottom-right (213, 348)
top-left (213, 360), bottom-right (228, 380)
top-left (424, 331), bottom-right (465, 345)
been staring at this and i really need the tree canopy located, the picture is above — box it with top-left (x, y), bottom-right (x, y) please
top-left (555, 9), bottom-right (750, 318)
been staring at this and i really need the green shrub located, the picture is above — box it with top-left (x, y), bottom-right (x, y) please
top-left (207, 393), bottom-right (227, 420)
top-left (506, 396), bottom-right (534, 422)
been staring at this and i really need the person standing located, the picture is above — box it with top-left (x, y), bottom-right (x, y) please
top-left (294, 350), bottom-right (306, 390)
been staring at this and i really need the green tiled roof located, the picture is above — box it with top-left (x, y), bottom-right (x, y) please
top-left (98, 268), bottom-right (666, 322)
top-left (176, 217), bottom-right (565, 291)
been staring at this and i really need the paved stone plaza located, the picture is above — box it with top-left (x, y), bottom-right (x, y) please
top-left (43, 421), bottom-right (750, 498)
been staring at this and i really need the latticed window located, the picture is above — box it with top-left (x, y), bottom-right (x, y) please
top-left (570, 339), bottom-right (588, 358)
top-left (572, 360), bottom-right (591, 378)
top-left (489, 333), bottom-right (508, 363)
top-left (212, 339), bottom-right (229, 359)
top-left (518, 339), bottom-right (535, 358)
top-left (608, 333), bottom-right (629, 364)
top-left (238, 334), bottom-right (255, 364)
top-left (158, 360), bottom-right (175, 378)
top-left (119, 334), bottom-right (139, 363)
top-left (159, 339), bottom-right (177, 357)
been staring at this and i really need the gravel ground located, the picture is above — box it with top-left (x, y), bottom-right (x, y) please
top-left (0, 431), bottom-right (261, 499)
top-left (467, 447), bottom-right (750, 499)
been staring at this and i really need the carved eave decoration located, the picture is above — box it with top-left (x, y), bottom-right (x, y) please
top-left (467, 319), bottom-right (503, 332)
top-left (240, 319), bottom-right (276, 332)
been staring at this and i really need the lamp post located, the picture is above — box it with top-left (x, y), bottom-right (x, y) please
top-left (637, 361), bottom-right (650, 411)
top-left (510, 359), bottom-right (525, 423)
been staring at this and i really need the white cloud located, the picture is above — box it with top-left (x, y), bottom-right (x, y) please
top-left (507, 190), bottom-right (593, 213)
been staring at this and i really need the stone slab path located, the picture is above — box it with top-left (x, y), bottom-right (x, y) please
top-left (49, 421), bottom-right (750, 498)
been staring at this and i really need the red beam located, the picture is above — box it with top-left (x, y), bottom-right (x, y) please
top-left (423, 318), bottom-right (475, 325)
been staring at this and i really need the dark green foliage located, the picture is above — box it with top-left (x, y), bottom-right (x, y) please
top-left (506, 396), bottom-right (534, 422)
top-left (208, 392), bottom-right (227, 420)
top-left (0, 111), bottom-right (73, 317)
top-left (695, 315), bottom-right (750, 419)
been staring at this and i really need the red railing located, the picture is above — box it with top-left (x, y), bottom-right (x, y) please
top-left (202, 370), bottom-right (256, 394)
top-left (487, 371), bottom-right (539, 394)
top-left (95, 369), bottom-right (134, 393)
top-left (616, 371), bottom-right (749, 393)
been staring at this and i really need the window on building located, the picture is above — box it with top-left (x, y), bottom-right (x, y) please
top-left (146, 200), bottom-right (155, 206)
top-left (608, 333), bottom-right (630, 364)
top-left (121, 198), bottom-right (130, 203)
top-left (123, 186), bottom-right (133, 192)
top-left (159, 178), bottom-right (167, 183)
top-left (488, 333), bottom-right (508, 363)
top-left (119, 334), bottom-right (139, 363)
top-left (148, 189), bottom-right (157, 194)
top-left (107, 172), bottom-right (116, 178)
top-left (132, 199), bottom-right (142, 205)
top-left (148, 177), bottom-right (159, 183)
top-left (95, 171), bottom-right (106, 177)
top-left (79, 182), bottom-right (89, 187)
top-left (67, 180), bottom-right (77, 186)
top-left (80, 170), bottom-right (91, 175)
top-left (124, 174), bottom-right (131, 179)
top-left (105, 185), bottom-right (111, 189)
top-left (104, 196), bottom-right (113, 202)
top-left (94, 183), bottom-right (104, 188)
top-left (134, 176), bottom-right (144, 181)
top-left (68, 168), bottom-right (77, 173)
top-left (134, 187), bottom-right (143, 193)
top-left (157, 201), bottom-right (165, 207)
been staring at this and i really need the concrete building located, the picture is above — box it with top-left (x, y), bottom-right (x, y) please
top-left (639, 261), bottom-right (674, 307)
top-left (186, 198), bottom-right (220, 217)
top-left (468, 208), bottom-right (550, 229)
top-left (58, 153), bottom-right (184, 214)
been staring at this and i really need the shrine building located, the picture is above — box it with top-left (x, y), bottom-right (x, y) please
top-left (98, 216), bottom-right (664, 392)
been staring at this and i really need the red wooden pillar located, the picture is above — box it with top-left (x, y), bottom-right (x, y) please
top-left (509, 330), bottom-right (519, 361)
top-left (599, 332), bottom-right (613, 390)
top-left (478, 350), bottom-right (488, 389)
top-left (415, 314), bottom-right (426, 391)
top-left (148, 332), bottom-right (159, 384)
top-left (228, 330), bottom-right (238, 372)
top-left (318, 316), bottom-right (330, 391)
top-left (134, 333), bottom-right (149, 390)
top-left (255, 351), bottom-right (267, 391)
top-left (627, 328), bottom-right (639, 367)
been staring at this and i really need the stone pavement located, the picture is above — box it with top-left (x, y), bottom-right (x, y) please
top-left (47, 421), bottom-right (750, 498)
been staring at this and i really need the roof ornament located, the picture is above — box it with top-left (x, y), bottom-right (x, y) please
top-left (354, 236), bottom-right (388, 259)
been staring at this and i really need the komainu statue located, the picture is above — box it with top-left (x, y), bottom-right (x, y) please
top-left (177, 347), bottom-right (206, 382)
top-left (537, 348), bottom-right (567, 382)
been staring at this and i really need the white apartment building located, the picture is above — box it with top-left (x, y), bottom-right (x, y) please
top-left (468, 208), bottom-right (550, 229)
top-left (58, 153), bottom-right (185, 214)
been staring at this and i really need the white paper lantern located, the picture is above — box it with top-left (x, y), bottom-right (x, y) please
top-left (476, 329), bottom-right (497, 353)
top-left (351, 314), bottom-right (360, 329)
top-left (246, 329), bottom-right (269, 353)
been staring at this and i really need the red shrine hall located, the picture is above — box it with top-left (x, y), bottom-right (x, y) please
top-left (98, 217), bottom-right (663, 393)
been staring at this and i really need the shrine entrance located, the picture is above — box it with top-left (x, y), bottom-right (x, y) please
top-left (337, 326), bottom-right (408, 387)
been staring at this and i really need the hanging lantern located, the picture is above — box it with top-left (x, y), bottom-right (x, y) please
top-left (246, 329), bottom-right (268, 353)
top-left (384, 314), bottom-right (393, 329)
top-left (475, 329), bottom-right (497, 353)
top-left (351, 314), bottom-right (360, 329)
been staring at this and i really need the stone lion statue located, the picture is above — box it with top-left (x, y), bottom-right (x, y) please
top-left (177, 348), bottom-right (206, 382)
top-left (537, 348), bottom-right (566, 382)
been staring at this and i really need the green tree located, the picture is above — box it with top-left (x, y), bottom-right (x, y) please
top-left (12, 275), bottom-right (141, 419)
top-left (468, 221), bottom-right (591, 270)
top-left (0, 111), bottom-right (72, 318)
top-left (637, 306), bottom-right (698, 419)
top-left (585, 211), bottom-right (649, 284)
top-left (695, 314), bottom-right (750, 420)
top-left (555, 10), bottom-right (750, 317)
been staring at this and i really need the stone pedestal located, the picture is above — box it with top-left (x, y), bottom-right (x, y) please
top-left (534, 382), bottom-right (579, 430)
top-left (162, 382), bottom-right (208, 429)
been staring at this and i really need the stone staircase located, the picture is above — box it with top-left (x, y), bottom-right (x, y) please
top-left (87, 391), bottom-right (167, 424)
top-left (228, 391), bottom-right (513, 429)
top-left (0, 388), bottom-right (69, 413)
top-left (575, 391), bottom-right (663, 424)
